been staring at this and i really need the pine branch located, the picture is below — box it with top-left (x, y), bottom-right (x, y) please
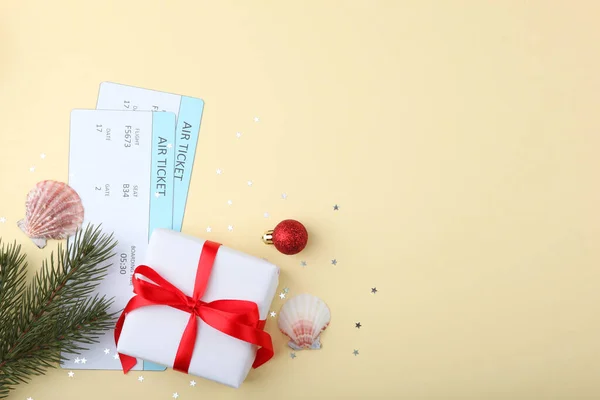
top-left (0, 241), bottom-right (28, 335)
top-left (0, 225), bottom-right (118, 398)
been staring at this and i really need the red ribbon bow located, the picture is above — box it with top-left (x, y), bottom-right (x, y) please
top-left (114, 240), bottom-right (274, 373)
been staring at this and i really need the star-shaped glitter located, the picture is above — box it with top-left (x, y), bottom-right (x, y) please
top-left (264, 212), bottom-right (270, 218)
top-left (270, 311), bottom-right (276, 318)
top-left (74, 357), bottom-right (81, 364)
top-left (206, 226), bottom-right (212, 233)
top-left (27, 397), bottom-right (33, 400)
top-left (227, 199), bottom-right (233, 205)
top-left (104, 348), bottom-right (110, 354)
top-left (190, 380), bottom-right (197, 387)
top-left (236, 132), bottom-right (242, 138)
top-left (172, 393), bottom-right (179, 399)
top-left (279, 292), bottom-right (286, 299)
top-left (81, 357), bottom-right (87, 364)
top-left (371, 287), bottom-right (378, 294)
top-left (154, 192), bottom-right (161, 198)
top-left (113, 353), bottom-right (119, 360)
top-left (300, 261), bottom-right (307, 267)
top-left (40, 153), bottom-right (46, 159)
top-left (0, 217), bottom-right (5, 224)
top-left (355, 322), bottom-right (362, 329)
top-left (228, 225), bottom-right (234, 232)
top-left (138, 376), bottom-right (144, 382)
top-left (353, 349), bottom-right (359, 356)
top-left (290, 352), bottom-right (296, 359)
top-left (68, 371), bottom-right (75, 378)
top-left (29, 166), bottom-right (35, 172)
top-left (331, 259), bottom-right (337, 266)
top-left (167, 143), bottom-right (173, 149)
top-left (247, 180), bottom-right (253, 186)
top-left (283, 287), bottom-right (289, 294)
top-left (333, 204), bottom-right (339, 211)
top-left (281, 193), bottom-right (288, 200)
top-left (216, 168), bottom-right (223, 175)
top-left (253, 116), bottom-right (260, 122)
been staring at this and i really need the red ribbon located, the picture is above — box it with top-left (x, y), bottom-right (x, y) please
top-left (114, 240), bottom-right (274, 374)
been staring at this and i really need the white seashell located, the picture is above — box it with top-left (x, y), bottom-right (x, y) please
top-left (17, 180), bottom-right (84, 249)
top-left (277, 293), bottom-right (331, 350)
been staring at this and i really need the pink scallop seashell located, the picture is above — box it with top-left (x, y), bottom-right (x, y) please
top-left (17, 180), bottom-right (84, 248)
top-left (278, 294), bottom-right (331, 350)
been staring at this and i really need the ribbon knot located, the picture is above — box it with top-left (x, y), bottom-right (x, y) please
top-left (189, 298), bottom-right (204, 315)
top-left (114, 240), bottom-right (274, 375)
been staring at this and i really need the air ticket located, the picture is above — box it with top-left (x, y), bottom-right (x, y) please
top-left (62, 109), bottom-right (175, 370)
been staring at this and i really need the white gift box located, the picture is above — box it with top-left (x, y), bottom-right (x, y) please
top-left (116, 228), bottom-right (279, 388)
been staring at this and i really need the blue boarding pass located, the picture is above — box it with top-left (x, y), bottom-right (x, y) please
top-left (63, 110), bottom-right (175, 371)
top-left (97, 82), bottom-right (205, 232)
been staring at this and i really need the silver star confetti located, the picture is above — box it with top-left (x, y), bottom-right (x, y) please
top-left (29, 166), bottom-right (35, 172)
top-left (74, 357), bottom-right (81, 364)
top-left (138, 376), bottom-right (144, 382)
top-left (254, 116), bottom-right (260, 122)
top-left (113, 353), bottom-right (119, 360)
top-left (154, 192), bottom-right (161, 198)
top-left (355, 322), bottom-right (362, 329)
top-left (290, 352), bottom-right (296, 359)
top-left (247, 180), bottom-right (253, 187)
top-left (68, 371), bottom-right (75, 378)
top-left (173, 393), bottom-right (179, 399)
top-left (333, 204), bottom-right (339, 211)
top-left (270, 311), bottom-right (276, 318)
top-left (353, 349), bottom-right (359, 356)
top-left (227, 199), bottom-right (233, 206)
top-left (236, 132), bottom-right (242, 138)
top-left (190, 380), bottom-right (197, 387)
top-left (281, 193), bottom-right (288, 200)
top-left (300, 261), bottom-right (307, 267)
top-left (331, 259), bottom-right (338, 266)
top-left (228, 225), bottom-right (234, 232)
top-left (279, 292), bottom-right (286, 299)
top-left (81, 357), bottom-right (87, 364)
top-left (264, 212), bottom-right (270, 218)
top-left (206, 226), bottom-right (212, 233)
top-left (104, 348), bottom-right (110, 355)
top-left (27, 397), bottom-right (33, 400)
top-left (371, 287), bottom-right (378, 294)
top-left (283, 287), bottom-right (289, 294)
top-left (40, 153), bottom-right (46, 159)
top-left (167, 143), bottom-right (173, 149)
top-left (216, 168), bottom-right (223, 175)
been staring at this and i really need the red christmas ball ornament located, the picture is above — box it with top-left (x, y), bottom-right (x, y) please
top-left (262, 219), bottom-right (308, 255)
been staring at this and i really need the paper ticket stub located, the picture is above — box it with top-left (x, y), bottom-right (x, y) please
top-left (63, 109), bottom-right (175, 370)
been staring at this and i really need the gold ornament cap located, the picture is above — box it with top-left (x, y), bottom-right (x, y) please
top-left (262, 230), bottom-right (274, 245)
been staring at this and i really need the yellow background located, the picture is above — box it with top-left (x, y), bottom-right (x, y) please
top-left (1, 0), bottom-right (600, 398)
